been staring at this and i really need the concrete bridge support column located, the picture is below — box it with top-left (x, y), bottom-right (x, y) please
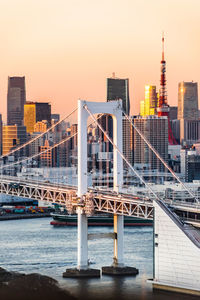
top-left (63, 100), bottom-right (100, 278)
top-left (113, 214), bottom-right (124, 266)
top-left (77, 207), bottom-right (88, 269)
top-left (102, 212), bottom-right (138, 276)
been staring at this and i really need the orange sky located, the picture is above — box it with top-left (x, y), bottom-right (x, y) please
top-left (0, 0), bottom-right (200, 122)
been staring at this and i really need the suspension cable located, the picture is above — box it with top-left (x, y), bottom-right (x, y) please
top-left (0, 113), bottom-right (104, 172)
top-left (121, 109), bottom-right (199, 204)
top-left (84, 104), bottom-right (161, 201)
top-left (0, 133), bottom-right (77, 171)
top-left (0, 107), bottom-right (78, 159)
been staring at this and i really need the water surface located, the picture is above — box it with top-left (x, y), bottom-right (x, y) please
top-left (0, 218), bottom-right (197, 300)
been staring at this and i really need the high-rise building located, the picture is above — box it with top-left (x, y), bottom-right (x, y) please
top-left (28, 132), bottom-right (44, 157)
top-left (178, 82), bottom-right (198, 120)
top-left (52, 140), bottom-right (71, 168)
top-left (24, 102), bottom-right (51, 134)
top-left (70, 124), bottom-right (78, 149)
top-left (51, 114), bottom-right (60, 122)
top-left (107, 74), bottom-right (130, 115)
top-left (0, 114), bottom-right (2, 155)
top-left (140, 101), bottom-right (145, 116)
top-left (24, 103), bottom-right (35, 133)
top-left (134, 116), bottom-right (168, 171)
top-left (7, 76), bottom-right (26, 126)
top-left (123, 117), bottom-right (134, 166)
top-left (96, 114), bottom-right (114, 175)
top-left (140, 85), bottom-right (158, 116)
top-left (106, 74), bottom-right (131, 170)
top-left (180, 119), bottom-right (200, 146)
top-left (177, 82), bottom-right (199, 145)
top-left (40, 139), bottom-right (52, 167)
top-left (181, 148), bottom-right (200, 182)
top-left (169, 106), bottom-right (179, 143)
top-left (171, 118), bottom-right (200, 146)
top-left (34, 121), bottom-right (48, 133)
top-left (171, 119), bottom-right (180, 144)
top-left (94, 75), bottom-right (131, 175)
top-left (2, 125), bottom-right (27, 155)
top-left (169, 106), bottom-right (178, 121)
top-left (70, 124), bottom-right (78, 166)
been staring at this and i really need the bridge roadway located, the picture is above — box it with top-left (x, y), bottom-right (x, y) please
top-left (1, 176), bottom-right (200, 222)
top-left (0, 176), bottom-right (153, 219)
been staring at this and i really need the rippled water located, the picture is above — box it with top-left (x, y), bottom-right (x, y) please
top-left (0, 218), bottom-right (197, 300)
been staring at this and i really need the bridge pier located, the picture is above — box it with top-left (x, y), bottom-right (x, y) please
top-left (102, 214), bottom-right (138, 276)
top-left (63, 205), bottom-right (100, 278)
top-left (77, 207), bottom-right (88, 269)
top-left (113, 214), bottom-right (124, 266)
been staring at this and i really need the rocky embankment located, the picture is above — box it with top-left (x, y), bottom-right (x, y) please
top-left (0, 267), bottom-right (76, 300)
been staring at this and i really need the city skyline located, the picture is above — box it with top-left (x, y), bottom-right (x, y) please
top-left (0, 0), bottom-right (200, 121)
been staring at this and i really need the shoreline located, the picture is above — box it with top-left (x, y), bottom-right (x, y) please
top-left (0, 213), bottom-right (51, 221)
top-left (0, 267), bottom-right (76, 300)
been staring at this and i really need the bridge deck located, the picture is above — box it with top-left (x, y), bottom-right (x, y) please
top-left (0, 177), bottom-right (199, 223)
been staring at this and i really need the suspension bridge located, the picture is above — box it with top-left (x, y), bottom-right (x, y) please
top-left (0, 100), bottom-right (200, 295)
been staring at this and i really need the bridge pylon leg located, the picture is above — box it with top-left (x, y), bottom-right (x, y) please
top-left (63, 206), bottom-right (100, 278)
top-left (102, 214), bottom-right (139, 276)
top-left (113, 214), bottom-right (124, 267)
top-left (77, 207), bottom-right (88, 269)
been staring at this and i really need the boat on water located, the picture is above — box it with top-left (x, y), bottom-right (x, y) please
top-left (50, 213), bottom-right (153, 226)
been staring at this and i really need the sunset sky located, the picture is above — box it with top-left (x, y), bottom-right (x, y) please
top-left (0, 0), bottom-right (200, 122)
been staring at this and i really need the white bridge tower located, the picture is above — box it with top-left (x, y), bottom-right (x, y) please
top-left (77, 99), bottom-right (123, 270)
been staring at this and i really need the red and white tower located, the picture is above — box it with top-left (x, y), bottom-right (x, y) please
top-left (157, 34), bottom-right (178, 145)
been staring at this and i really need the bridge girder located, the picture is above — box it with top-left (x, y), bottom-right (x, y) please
top-left (0, 179), bottom-right (153, 219)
